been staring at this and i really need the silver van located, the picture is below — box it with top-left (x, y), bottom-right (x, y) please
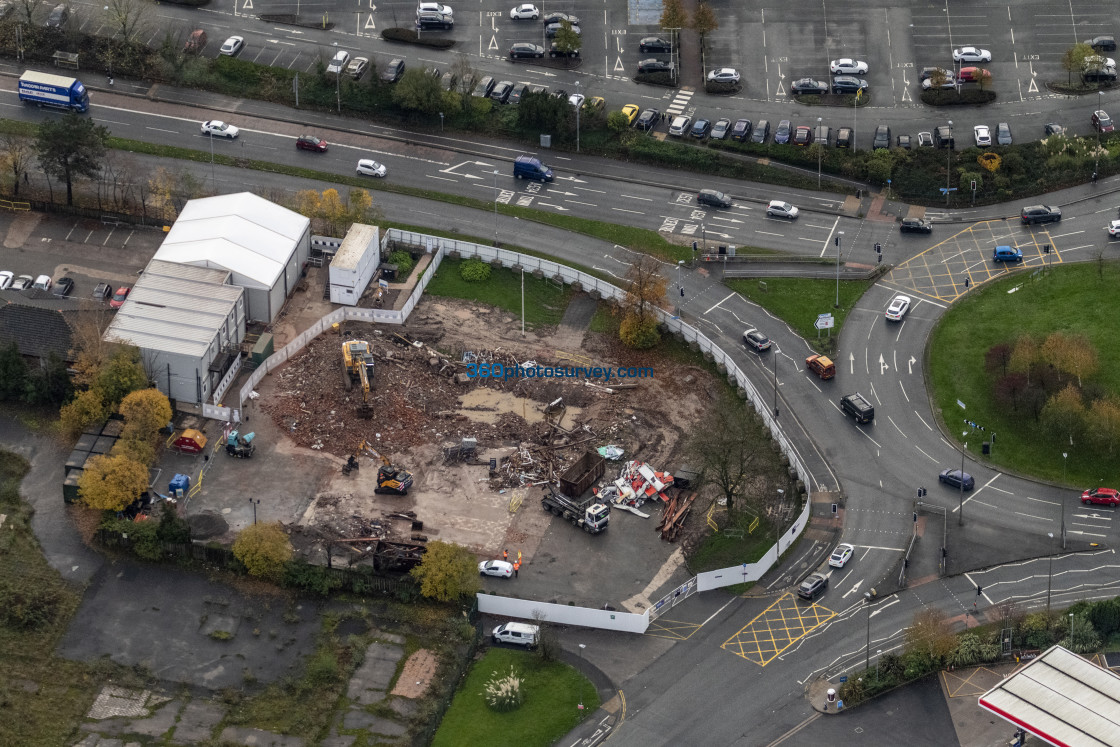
top-left (492, 622), bottom-right (539, 648)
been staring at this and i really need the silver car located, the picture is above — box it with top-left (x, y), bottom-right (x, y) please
top-left (996, 122), bottom-right (1012, 145)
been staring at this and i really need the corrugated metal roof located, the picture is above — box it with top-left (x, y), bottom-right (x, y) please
top-left (978, 645), bottom-right (1120, 747)
top-left (333, 224), bottom-right (378, 270)
top-left (152, 193), bottom-right (308, 288)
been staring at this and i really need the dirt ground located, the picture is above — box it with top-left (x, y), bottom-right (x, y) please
top-left (253, 295), bottom-right (722, 566)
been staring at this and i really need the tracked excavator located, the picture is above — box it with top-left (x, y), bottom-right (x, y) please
top-left (341, 339), bottom-right (375, 418)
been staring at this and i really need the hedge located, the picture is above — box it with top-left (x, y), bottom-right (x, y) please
top-left (381, 28), bottom-right (456, 49)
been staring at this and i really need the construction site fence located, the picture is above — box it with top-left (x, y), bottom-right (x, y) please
top-left (477, 593), bottom-right (650, 634)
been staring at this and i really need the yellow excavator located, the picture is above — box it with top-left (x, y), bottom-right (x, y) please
top-left (341, 340), bottom-right (375, 418)
top-left (341, 439), bottom-right (414, 495)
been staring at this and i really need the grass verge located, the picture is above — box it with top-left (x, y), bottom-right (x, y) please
top-left (725, 276), bottom-right (877, 347)
top-left (425, 258), bottom-right (573, 328)
top-left (432, 648), bottom-right (599, 747)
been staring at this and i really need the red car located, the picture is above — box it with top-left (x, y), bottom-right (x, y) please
top-left (957, 66), bottom-right (991, 82)
top-left (295, 135), bottom-right (328, 152)
top-left (1082, 487), bottom-right (1120, 507)
top-left (109, 286), bottom-right (130, 309)
top-left (792, 125), bottom-right (812, 145)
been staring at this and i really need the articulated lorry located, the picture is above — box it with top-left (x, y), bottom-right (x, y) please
top-left (18, 71), bottom-right (89, 113)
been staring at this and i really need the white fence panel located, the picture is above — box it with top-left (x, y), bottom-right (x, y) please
top-left (478, 595), bottom-right (649, 634)
top-left (202, 402), bottom-right (232, 422)
top-left (212, 354), bottom-right (242, 405)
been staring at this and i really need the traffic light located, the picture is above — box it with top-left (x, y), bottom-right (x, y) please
top-left (692, 241), bottom-right (698, 252)
top-left (917, 487), bottom-right (927, 498)
top-left (1044, 244), bottom-right (1051, 254)
top-left (679, 287), bottom-right (684, 297)
top-left (977, 585), bottom-right (983, 596)
top-left (874, 242), bottom-right (881, 253)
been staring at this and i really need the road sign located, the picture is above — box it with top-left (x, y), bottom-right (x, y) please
top-left (939, 187), bottom-right (959, 193)
top-left (957, 399), bottom-right (966, 410)
top-left (814, 316), bottom-right (835, 330)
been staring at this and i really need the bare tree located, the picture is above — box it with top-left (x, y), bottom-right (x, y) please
top-left (451, 55), bottom-right (476, 108)
top-left (1, 135), bottom-right (34, 197)
top-left (15, 0), bottom-right (44, 25)
top-left (102, 0), bottom-right (150, 41)
top-left (685, 395), bottom-right (767, 516)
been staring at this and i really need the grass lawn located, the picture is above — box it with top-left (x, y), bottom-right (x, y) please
top-left (725, 276), bottom-right (877, 347)
top-left (432, 648), bottom-right (599, 747)
top-left (928, 261), bottom-right (1120, 485)
top-left (425, 258), bottom-right (572, 329)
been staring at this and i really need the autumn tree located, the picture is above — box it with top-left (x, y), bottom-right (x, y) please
top-left (659, 0), bottom-right (687, 33)
top-left (1042, 332), bottom-right (1097, 387)
top-left (97, 346), bottom-right (148, 409)
top-left (618, 255), bottom-right (667, 349)
top-left (68, 310), bottom-right (117, 390)
top-left (1008, 335), bottom-right (1039, 386)
top-left (60, 389), bottom-right (108, 437)
top-left (409, 540), bottom-right (480, 602)
top-left (79, 453), bottom-right (149, 512)
top-left (34, 113), bottom-right (111, 206)
top-left (685, 395), bottom-right (767, 516)
top-left (1040, 383), bottom-right (1086, 446)
top-left (984, 343), bottom-right (1012, 377)
top-left (905, 608), bottom-right (957, 670)
top-left (320, 189), bottom-right (347, 234)
top-left (1089, 397), bottom-right (1120, 454)
top-left (691, 2), bottom-right (718, 37)
top-left (348, 188), bottom-right (373, 222)
top-left (233, 522), bottom-right (293, 581)
top-left (119, 388), bottom-right (172, 438)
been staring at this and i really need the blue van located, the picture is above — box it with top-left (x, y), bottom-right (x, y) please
top-left (993, 245), bottom-right (1023, 262)
top-left (513, 155), bottom-right (553, 182)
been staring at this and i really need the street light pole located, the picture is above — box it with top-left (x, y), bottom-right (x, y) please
top-left (439, 111), bottom-right (444, 133)
top-left (676, 259), bottom-right (683, 290)
top-left (772, 348), bottom-right (779, 418)
top-left (834, 231), bottom-right (844, 308)
top-left (249, 497), bottom-right (260, 524)
top-left (1061, 452), bottom-right (1067, 549)
top-left (493, 170), bottom-right (499, 245)
top-left (946, 120), bottom-right (953, 207)
top-left (817, 116), bottom-right (822, 188)
top-left (864, 591), bottom-right (872, 671)
top-left (578, 643), bottom-right (586, 709)
top-left (775, 488), bottom-right (784, 554)
top-left (958, 438), bottom-right (965, 526)
top-left (1096, 90), bottom-right (1102, 180)
top-left (575, 80), bottom-right (581, 154)
top-left (1046, 532), bottom-right (1055, 615)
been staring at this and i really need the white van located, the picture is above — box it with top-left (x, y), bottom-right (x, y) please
top-left (492, 622), bottom-right (539, 648)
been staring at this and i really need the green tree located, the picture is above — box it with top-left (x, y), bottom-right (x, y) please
top-left (1088, 396), bottom-right (1120, 455)
top-left (393, 68), bottom-right (444, 115)
top-left (0, 342), bottom-right (28, 401)
top-left (78, 453), bottom-right (149, 512)
top-left (928, 67), bottom-right (950, 90)
top-left (24, 351), bottom-right (72, 406)
top-left (97, 346), bottom-right (148, 408)
top-left (691, 2), bottom-right (718, 36)
top-left (1061, 43), bottom-right (1093, 87)
top-left (1061, 614), bottom-right (1101, 654)
top-left (552, 20), bottom-right (581, 56)
top-left (233, 522), bottom-right (293, 582)
top-left (34, 113), bottom-right (111, 206)
top-left (607, 110), bottom-right (631, 134)
top-left (685, 395), bottom-right (767, 515)
top-left (659, 0), bottom-right (687, 33)
top-left (409, 540), bottom-right (480, 602)
top-left (517, 91), bottom-right (573, 134)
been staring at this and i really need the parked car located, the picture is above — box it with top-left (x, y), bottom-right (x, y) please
top-left (774, 119), bottom-right (792, 144)
top-left (731, 119), bottom-right (752, 141)
top-left (1087, 35), bottom-right (1117, 52)
top-left (919, 66), bottom-right (952, 81)
top-left (793, 125), bottom-right (812, 145)
top-left (507, 83), bottom-right (529, 105)
top-left (766, 200), bottom-right (798, 219)
top-left (201, 120), bottom-right (239, 138)
top-left (917, 131), bottom-right (935, 147)
top-left (491, 81), bottom-right (514, 103)
top-left (44, 2), bottom-right (68, 28)
top-left (872, 125), bottom-right (891, 149)
top-left (635, 108), bottom-right (661, 131)
top-left (797, 573), bottom-right (828, 601)
top-left (1109, 219), bottom-right (1120, 238)
top-left (791, 77), bottom-right (829, 95)
top-left (996, 122), bottom-right (1012, 145)
top-left (184, 29), bottom-right (207, 55)
top-left (509, 42), bottom-right (544, 59)
top-left (219, 35), bottom-right (244, 56)
top-left (509, 3), bottom-right (539, 19)
top-left (953, 46), bottom-right (991, 62)
top-left (11, 275), bottom-right (32, 290)
top-left (472, 76), bottom-right (496, 97)
top-left (690, 119), bottom-right (711, 138)
top-left (813, 125), bottom-right (832, 145)
top-left (639, 37), bottom-right (672, 53)
top-left (416, 11), bottom-right (453, 29)
top-left (829, 543), bottom-right (855, 568)
top-left (567, 93), bottom-right (584, 109)
top-left (109, 286), bottom-right (131, 309)
top-left (92, 282), bottom-right (112, 301)
top-left (885, 294), bottom-right (911, 321)
top-left (939, 469), bottom-right (975, 490)
top-left (706, 68), bottom-right (740, 84)
top-left (544, 22), bottom-right (580, 38)
top-left (356, 159), bottom-right (387, 178)
top-left (934, 125), bottom-right (955, 149)
top-left (1092, 110), bottom-right (1114, 132)
top-left (831, 76), bottom-right (868, 94)
top-left (1044, 123), bottom-right (1065, 137)
top-left (346, 57), bottom-right (369, 79)
top-left (742, 329), bottom-right (771, 351)
top-left (638, 58), bottom-right (673, 74)
top-left (750, 120), bottom-right (770, 143)
top-left (897, 134), bottom-right (912, 149)
top-left (1021, 205), bottom-right (1061, 224)
top-left (326, 50), bottom-right (350, 74)
top-left (974, 125), bottom-right (992, 147)
top-left (1083, 68), bottom-right (1117, 83)
top-left (697, 189), bottom-right (732, 209)
top-left (0, 270), bottom-right (11, 290)
top-left (710, 118), bottom-right (732, 140)
top-left (52, 276), bottom-right (74, 297)
top-left (900, 218), bottom-right (932, 234)
top-left (381, 59), bottom-right (405, 83)
top-left (548, 42), bottom-right (579, 58)
top-left (836, 127), bottom-right (853, 148)
top-left (830, 58), bottom-right (868, 75)
top-left (417, 2), bottom-right (452, 16)
top-left (957, 66), bottom-right (991, 82)
top-left (620, 104), bottom-right (639, 125)
top-left (31, 274), bottom-right (51, 291)
top-left (922, 75), bottom-right (957, 90)
top-left (541, 11), bottom-right (579, 25)
top-left (479, 560), bottom-right (513, 578)
top-left (668, 115), bottom-right (691, 136)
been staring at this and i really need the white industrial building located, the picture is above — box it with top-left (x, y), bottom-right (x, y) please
top-left (104, 259), bottom-right (245, 405)
top-left (151, 193), bottom-right (311, 323)
top-left (329, 224), bottom-right (380, 305)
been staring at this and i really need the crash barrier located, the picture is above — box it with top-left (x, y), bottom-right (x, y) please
top-left (477, 593), bottom-right (650, 634)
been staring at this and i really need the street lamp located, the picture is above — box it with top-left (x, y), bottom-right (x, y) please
top-left (1046, 532), bottom-right (1055, 615)
top-left (575, 80), bottom-right (581, 154)
top-left (864, 591), bottom-right (873, 671)
top-left (775, 488), bottom-right (785, 552)
top-left (772, 348), bottom-right (779, 418)
top-left (834, 231), bottom-right (844, 308)
top-left (577, 643), bottom-right (586, 709)
top-left (958, 430), bottom-right (966, 526)
top-left (439, 111), bottom-right (444, 133)
top-left (946, 120), bottom-right (953, 206)
top-left (817, 116), bottom-right (822, 188)
top-left (1061, 452), bottom-right (1068, 549)
top-left (1096, 90), bottom-right (1102, 181)
top-left (493, 170), bottom-right (499, 245)
top-left (248, 497), bottom-right (260, 525)
top-left (676, 259), bottom-right (684, 290)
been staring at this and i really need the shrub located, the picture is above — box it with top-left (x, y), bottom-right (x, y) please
top-left (1062, 615), bottom-right (1101, 654)
top-left (619, 314), bottom-right (660, 349)
top-left (920, 88), bottom-right (997, 106)
top-left (283, 558), bottom-right (344, 596)
top-left (1086, 599), bottom-right (1120, 637)
top-left (483, 666), bottom-right (524, 712)
top-left (388, 250), bottom-right (415, 276)
top-left (460, 258), bottom-right (491, 282)
top-left (232, 522), bottom-right (293, 582)
top-left (0, 579), bottom-right (65, 630)
top-left (381, 28), bottom-right (456, 49)
top-left (634, 71), bottom-right (677, 87)
top-left (1019, 612), bottom-right (1057, 650)
top-left (705, 80), bottom-right (739, 95)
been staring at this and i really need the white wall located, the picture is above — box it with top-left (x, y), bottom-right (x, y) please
top-left (478, 594), bottom-right (649, 634)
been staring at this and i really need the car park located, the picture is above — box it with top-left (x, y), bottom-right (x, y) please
top-left (109, 286), bottom-right (131, 309)
top-left (544, 22), bottom-right (580, 38)
top-left (697, 189), bottom-right (732, 208)
top-left (1087, 35), bottom-right (1117, 52)
top-left (201, 120), bottom-right (239, 138)
top-left (992, 245), bottom-right (1023, 262)
top-left (710, 119), bottom-right (731, 140)
top-left (872, 125), bottom-right (891, 149)
top-left (345, 57), bottom-right (369, 79)
top-left (706, 68), bottom-right (740, 84)
top-left (0, 270), bottom-right (11, 290)
top-left (620, 104), bottom-right (639, 125)
top-left (836, 127), bottom-right (852, 148)
top-left (953, 46), bottom-right (991, 62)
top-left (831, 76), bottom-right (868, 94)
top-left (997, 123), bottom-right (1012, 145)
top-left (797, 573), bottom-right (828, 601)
top-left (939, 469), bottom-right (975, 490)
top-left (1082, 488), bottom-right (1120, 507)
top-left (805, 354), bottom-right (835, 380)
top-left (742, 329), bottom-right (771, 351)
top-left (479, 560), bottom-right (513, 578)
top-left (668, 115), bottom-right (691, 136)
top-left (639, 37), bottom-right (672, 53)
top-left (1092, 110), bottom-right (1114, 132)
top-left (636, 108), bottom-right (660, 131)
top-left (92, 282), bottom-right (111, 301)
top-left (219, 36), bottom-right (244, 56)
top-left (326, 50), bottom-right (350, 74)
top-left (1021, 205), bottom-right (1061, 224)
top-left (52, 276), bottom-right (74, 297)
top-left (491, 81), bottom-right (514, 103)
top-left (472, 76), bottom-right (495, 97)
top-left (900, 218), bottom-right (932, 234)
top-left (934, 126), bottom-right (954, 149)
top-left (356, 159), bottom-right (387, 177)
top-left (509, 3), bottom-right (538, 19)
top-left (829, 543), bottom-right (854, 568)
top-left (382, 59), bottom-right (405, 83)
top-left (830, 58), bottom-right (868, 75)
top-left (295, 135), bottom-right (328, 152)
top-left (11, 275), bottom-right (32, 290)
top-left (509, 42), bottom-right (544, 59)
top-left (793, 126), bottom-right (812, 145)
top-left (885, 294), bottom-right (911, 321)
top-left (691, 119), bottom-right (711, 138)
top-left (750, 120), bottom-right (770, 143)
top-left (730, 119), bottom-right (752, 141)
top-left (638, 58), bottom-right (673, 74)
top-left (974, 125), bottom-right (992, 147)
top-left (1109, 220), bottom-right (1120, 238)
top-left (766, 200), bottom-right (798, 219)
top-left (840, 393), bottom-right (874, 423)
top-left (774, 120), bottom-right (791, 144)
top-left (791, 77), bottom-right (828, 95)
top-left (541, 11), bottom-right (579, 25)
top-left (917, 131), bottom-right (934, 147)
top-left (958, 66), bottom-right (991, 83)
top-left (896, 134), bottom-right (912, 149)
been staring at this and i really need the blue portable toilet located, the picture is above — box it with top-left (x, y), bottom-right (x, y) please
top-left (169, 473), bottom-right (190, 499)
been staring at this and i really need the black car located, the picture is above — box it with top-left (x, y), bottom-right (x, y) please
top-left (415, 11), bottom-right (453, 29)
top-left (639, 37), bottom-right (672, 53)
top-left (831, 76), bottom-right (868, 94)
top-left (472, 76), bottom-right (495, 97)
top-left (934, 125), bottom-right (955, 149)
top-left (1044, 123), bottom-right (1065, 136)
top-left (750, 119), bottom-right (770, 143)
top-left (1020, 205), bottom-right (1061, 225)
top-left (541, 11), bottom-right (579, 25)
top-left (507, 83), bottom-right (529, 104)
top-left (731, 119), bottom-right (752, 141)
top-left (939, 469), bottom-right (975, 491)
top-left (549, 43), bottom-right (579, 58)
top-left (635, 108), bottom-right (661, 131)
top-left (774, 119), bottom-right (792, 144)
top-left (1087, 35), bottom-right (1117, 52)
top-left (896, 134), bottom-right (912, 149)
top-left (381, 58), bottom-right (405, 83)
top-left (52, 276), bottom-right (74, 297)
top-left (637, 58), bottom-right (673, 74)
top-left (1083, 68), bottom-right (1117, 83)
top-left (489, 81), bottom-right (513, 103)
top-left (544, 22), bottom-right (580, 38)
top-left (509, 42), bottom-right (545, 59)
top-left (791, 77), bottom-right (828, 95)
top-left (697, 189), bottom-right (732, 209)
top-left (900, 218), bottom-right (932, 234)
top-left (797, 573), bottom-right (828, 601)
top-left (691, 119), bottom-right (711, 138)
top-left (872, 125), bottom-right (891, 149)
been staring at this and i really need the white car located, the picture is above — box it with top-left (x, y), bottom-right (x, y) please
top-left (356, 159), bottom-right (387, 177)
top-left (829, 543), bottom-right (855, 568)
top-left (922, 75), bottom-right (957, 90)
top-left (668, 115), bottom-right (691, 136)
top-left (953, 46), bottom-right (991, 63)
top-left (32, 274), bottom-right (52, 291)
top-left (201, 120), bottom-right (239, 138)
top-left (509, 3), bottom-right (539, 19)
top-left (219, 35), bottom-right (244, 56)
top-left (830, 58), bottom-right (868, 75)
top-left (479, 560), bottom-right (514, 578)
top-left (766, 200), bottom-right (798, 219)
top-left (11, 274), bottom-right (33, 290)
top-left (706, 68), bottom-right (740, 83)
top-left (1085, 55), bottom-right (1117, 70)
top-left (326, 50), bottom-right (350, 74)
top-left (0, 270), bottom-right (11, 290)
top-left (974, 125), bottom-right (992, 147)
top-left (568, 93), bottom-right (585, 108)
top-left (418, 2), bottom-right (452, 15)
top-left (1108, 219), bottom-right (1120, 238)
top-left (885, 294), bottom-right (912, 321)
